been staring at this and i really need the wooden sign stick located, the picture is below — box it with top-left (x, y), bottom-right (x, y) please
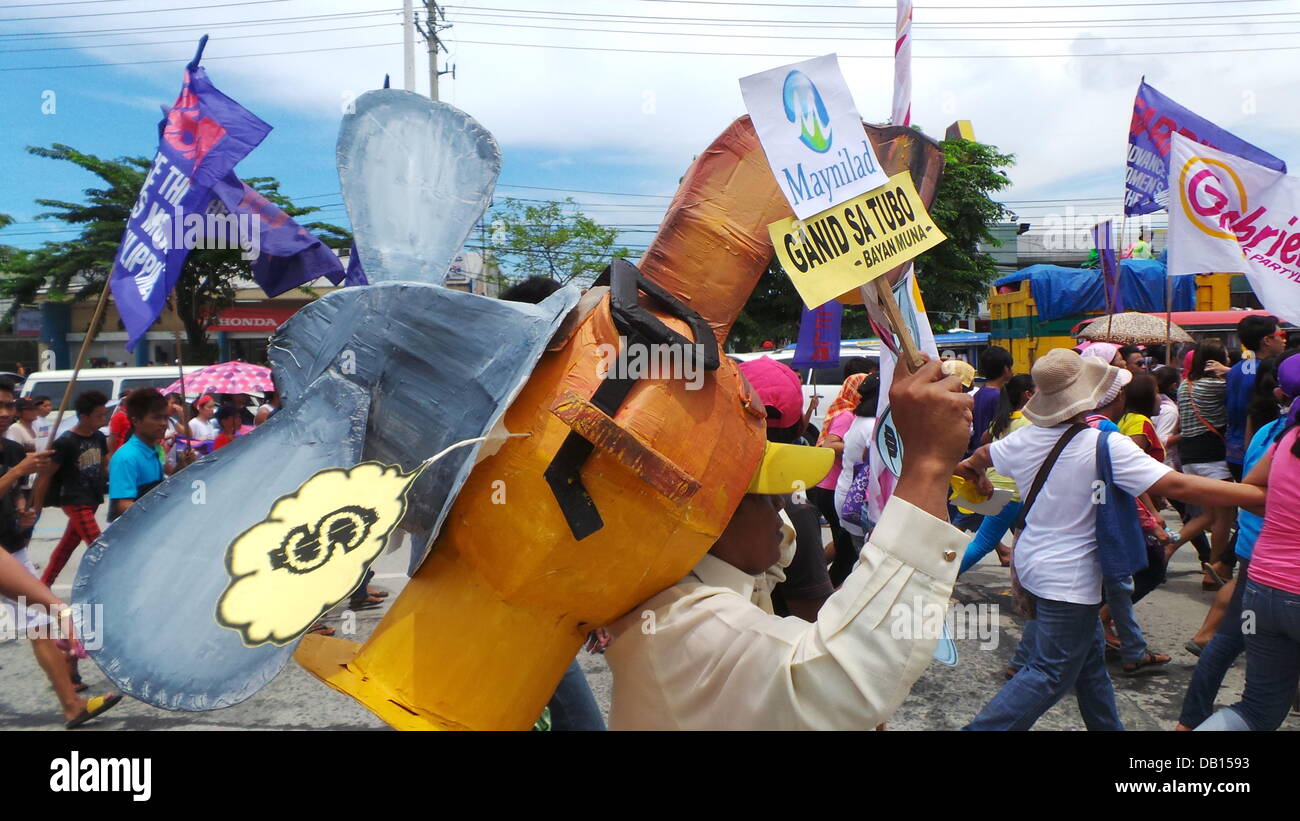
top-left (862, 276), bottom-right (926, 373)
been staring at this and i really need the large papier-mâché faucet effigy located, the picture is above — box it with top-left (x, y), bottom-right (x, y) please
top-left (75, 89), bottom-right (944, 729)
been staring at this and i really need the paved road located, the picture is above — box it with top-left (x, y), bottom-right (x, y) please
top-left (1, 511), bottom-right (1291, 731)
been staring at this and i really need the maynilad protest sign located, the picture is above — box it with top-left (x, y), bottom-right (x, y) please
top-left (1126, 78), bottom-right (1285, 217)
top-left (767, 170), bottom-right (945, 309)
top-left (740, 54), bottom-right (891, 220)
top-left (1168, 133), bottom-right (1300, 325)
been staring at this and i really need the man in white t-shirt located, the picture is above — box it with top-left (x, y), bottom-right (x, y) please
top-left (955, 349), bottom-right (1265, 730)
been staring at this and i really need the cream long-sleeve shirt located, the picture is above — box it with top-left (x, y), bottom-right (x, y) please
top-left (604, 496), bottom-right (964, 730)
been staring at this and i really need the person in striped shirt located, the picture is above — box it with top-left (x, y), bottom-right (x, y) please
top-left (1168, 341), bottom-right (1233, 590)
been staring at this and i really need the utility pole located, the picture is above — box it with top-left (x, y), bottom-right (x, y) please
top-left (402, 0), bottom-right (415, 92)
top-left (415, 1), bottom-right (453, 101)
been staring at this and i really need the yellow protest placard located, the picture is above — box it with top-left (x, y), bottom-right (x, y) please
top-left (768, 170), bottom-right (946, 309)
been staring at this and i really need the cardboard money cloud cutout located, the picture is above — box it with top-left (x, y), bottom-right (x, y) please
top-left (218, 432), bottom-right (515, 646)
top-left (218, 462), bottom-right (411, 646)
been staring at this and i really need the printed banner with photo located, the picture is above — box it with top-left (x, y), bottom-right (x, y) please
top-left (740, 54), bottom-right (890, 220)
top-left (1168, 133), bottom-right (1300, 325)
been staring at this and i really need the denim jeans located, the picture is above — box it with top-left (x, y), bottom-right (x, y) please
top-left (1009, 617), bottom-right (1036, 671)
top-left (1196, 578), bottom-right (1300, 732)
top-left (1104, 575), bottom-right (1149, 665)
top-left (960, 499), bottom-right (1022, 575)
top-left (546, 659), bottom-right (606, 731)
top-left (810, 486), bottom-right (857, 588)
top-left (1179, 560), bottom-right (1249, 728)
top-left (967, 596), bottom-right (1122, 731)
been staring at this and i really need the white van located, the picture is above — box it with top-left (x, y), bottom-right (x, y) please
top-left (20, 366), bottom-right (204, 407)
top-left (730, 343), bottom-right (881, 434)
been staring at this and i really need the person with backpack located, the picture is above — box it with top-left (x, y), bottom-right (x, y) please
top-left (31, 390), bottom-right (109, 586)
top-left (955, 349), bottom-right (1263, 730)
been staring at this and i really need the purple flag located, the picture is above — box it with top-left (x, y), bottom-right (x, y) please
top-left (343, 242), bottom-right (369, 287)
top-left (1126, 78), bottom-right (1286, 216)
top-left (208, 173), bottom-right (345, 296)
top-left (1093, 220), bottom-right (1122, 312)
top-left (108, 62), bottom-right (271, 350)
top-left (791, 299), bottom-right (843, 369)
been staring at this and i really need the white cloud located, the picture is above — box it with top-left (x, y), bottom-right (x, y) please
top-left (16, 0), bottom-right (1300, 212)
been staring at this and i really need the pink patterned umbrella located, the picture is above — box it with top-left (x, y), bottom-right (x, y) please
top-left (159, 361), bottom-right (273, 399)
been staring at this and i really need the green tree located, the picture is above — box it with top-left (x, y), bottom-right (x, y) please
top-left (489, 197), bottom-right (630, 287)
top-left (4, 144), bottom-right (350, 361)
top-left (731, 136), bottom-right (1015, 349)
top-left (912, 138), bottom-right (1015, 322)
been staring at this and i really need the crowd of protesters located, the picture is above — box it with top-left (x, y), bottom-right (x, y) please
top-left (947, 314), bottom-right (1300, 731)
top-left (4, 274), bottom-right (1300, 731)
top-left (682, 310), bottom-right (1300, 731)
top-left (0, 381), bottom-right (298, 728)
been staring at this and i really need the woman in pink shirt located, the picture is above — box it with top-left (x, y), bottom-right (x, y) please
top-left (1197, 421), bottom-right (1300, 731)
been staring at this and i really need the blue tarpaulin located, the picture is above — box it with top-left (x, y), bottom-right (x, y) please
top-left (993, 259), bottom-right (1195, 321)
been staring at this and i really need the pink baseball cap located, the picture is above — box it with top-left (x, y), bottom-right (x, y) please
top-left (738, 356), bottom-right (804, 429)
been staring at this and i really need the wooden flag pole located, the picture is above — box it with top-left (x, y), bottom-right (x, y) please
top-left (173, 328), bottom-right (191, 451)
top-left (864, 276), bottom-right (925, 373)
top-left (1165, 271), bottom-right (1174, 366)
top-left (49, 281), bottom-right (113, 441)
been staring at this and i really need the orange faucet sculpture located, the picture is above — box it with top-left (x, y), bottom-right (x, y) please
top-left (295, 115), bottom-right (946, 730)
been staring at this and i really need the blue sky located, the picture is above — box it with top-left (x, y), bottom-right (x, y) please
top-left (3, 0), bottom-right (1299, 256)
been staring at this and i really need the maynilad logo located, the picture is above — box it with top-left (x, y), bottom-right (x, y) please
top-left (783, 70), bottom-right (832, 153)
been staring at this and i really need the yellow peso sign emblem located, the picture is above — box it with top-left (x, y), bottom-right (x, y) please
top-left (768, 170), bottom-right (947, 309)
top-left (217, 462), bottom-right (418, 647)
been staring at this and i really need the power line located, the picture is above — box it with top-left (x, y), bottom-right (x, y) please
top-left (444, 15), bottom-right (1300, 42)
top-left (1, 0), bottom-right (300, 23)
top-left (450, 36), bottom-right (1300, 59)
top-left (0, 39), bottom-right (406, 71)
top-left (0, 7), bottom-right (401, 40)
top-left (0, 21), bottom-right (400, 53)
top-left (633, 0), bottom-right (1281, 7)
top-left (445, 3), bottom-right (1300, 26)
top-left (496, 183), bottom-right (671, 199)
top-left (5, 0), bottom-right (135, 7)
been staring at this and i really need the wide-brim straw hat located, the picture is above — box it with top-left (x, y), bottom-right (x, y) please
top-left (1023, 348), bottom-right (1129, 427)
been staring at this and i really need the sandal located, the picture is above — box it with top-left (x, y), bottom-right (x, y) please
top-left (307, 622), bottom-right (335, 637)
top-left (366, 587), bottom-right (389, 599)
top-left (1202, 562), bottom-right (1231, 585)
top-left (1184, 639), bottom-right (1206, 657)
top-left (66, 693), bottom-right (122, 729)
top-left (348, 595), bottom-right (384, 612)
top-left (1122, 651), bottom-right (1172, 676)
